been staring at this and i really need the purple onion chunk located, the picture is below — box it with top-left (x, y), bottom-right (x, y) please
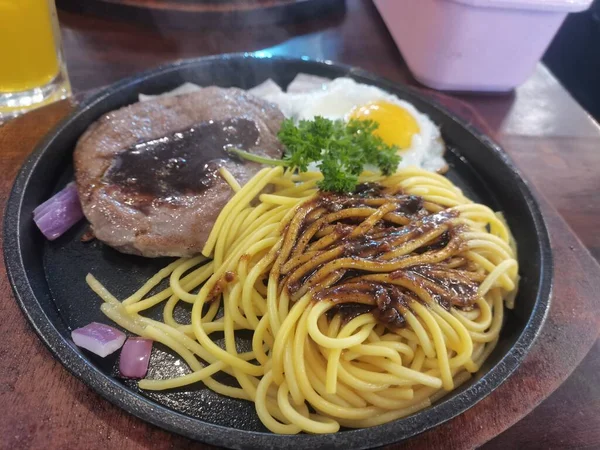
top-left (71, 322), bottom-right (126, 357)
top-left (33, 181), bottom-right (84, 240)
top-left (119, 338), bottom-right (153, 379)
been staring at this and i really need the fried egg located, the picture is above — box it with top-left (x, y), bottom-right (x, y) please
top-left (251, 76), bottom-right (447, 172)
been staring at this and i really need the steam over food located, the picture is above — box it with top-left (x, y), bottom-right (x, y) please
top-left (47, 73), bottom-right (518, 435)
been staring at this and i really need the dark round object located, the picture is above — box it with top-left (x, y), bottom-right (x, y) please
top-left (3, 55), bottom-right (552, 450)
top-left (56, 0), bottom-right (347, 29)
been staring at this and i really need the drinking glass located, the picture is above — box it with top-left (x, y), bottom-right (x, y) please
top-left (0, 0), bottom-right (71, 122)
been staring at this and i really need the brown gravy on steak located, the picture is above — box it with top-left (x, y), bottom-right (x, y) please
top-left (74, 86), bottom-right (285, 257)
top-left (103, 118), bottom-right (260, 198)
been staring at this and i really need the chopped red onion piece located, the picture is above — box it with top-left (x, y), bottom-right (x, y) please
top-left (71, 322), bottom-right (126, 357)
top-left (33, 182), bottom-right (84, 240)
top-left (119, 338), bottom-right (153, 378)
top-left (33, 188), bottom-right (70, 219)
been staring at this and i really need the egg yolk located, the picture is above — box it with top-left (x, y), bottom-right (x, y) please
top-left (349, 101), bottom-right (420, 149)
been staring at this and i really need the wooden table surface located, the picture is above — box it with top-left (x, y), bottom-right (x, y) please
top-left (1, 1), bottom-right (599, 448)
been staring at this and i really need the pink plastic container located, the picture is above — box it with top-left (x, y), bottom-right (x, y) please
top-left (374, 0), bottom-right (593, 92)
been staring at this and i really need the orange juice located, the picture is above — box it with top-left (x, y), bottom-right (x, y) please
top-left (0, 0), bottom-right (60, 93)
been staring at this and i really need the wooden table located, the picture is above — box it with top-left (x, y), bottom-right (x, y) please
top-left (1, 1), bottom-right (599, 448)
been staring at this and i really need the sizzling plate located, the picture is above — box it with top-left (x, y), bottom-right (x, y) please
top-left (3, 55), bottom-right (552, 449)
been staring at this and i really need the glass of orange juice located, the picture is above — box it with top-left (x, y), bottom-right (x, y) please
top-left (0, 0), bottom-right (71, 122)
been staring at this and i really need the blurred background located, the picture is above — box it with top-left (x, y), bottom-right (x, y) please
top-left (3, 0), bottom-right (599, 121)
top-left (48, 0), bottom-right (600, 124)
top-left (544, 0), bottom-right (600, 119)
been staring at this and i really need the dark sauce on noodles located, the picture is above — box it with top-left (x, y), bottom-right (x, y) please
top-left (278, 187), bottom-right (481, 330)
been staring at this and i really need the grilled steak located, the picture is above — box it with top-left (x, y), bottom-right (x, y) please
top-left (74, 87), bottom-right (284, 257)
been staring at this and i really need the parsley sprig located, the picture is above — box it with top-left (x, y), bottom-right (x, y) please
top-left (228, 116), bottom-right (400, 193)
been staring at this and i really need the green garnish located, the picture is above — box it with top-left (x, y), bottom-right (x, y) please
top-left (228, 116), bottom-right (400, 193)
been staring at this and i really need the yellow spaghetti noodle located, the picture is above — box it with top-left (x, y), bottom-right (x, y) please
top-left (87, 166), bottom-right (519, 434)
